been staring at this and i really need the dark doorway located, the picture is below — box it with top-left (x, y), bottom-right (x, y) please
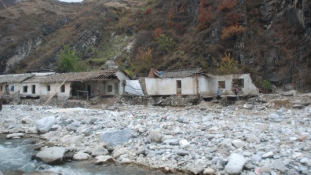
top-left (87, 85), bottom-right (91, 96)
top-left (176, 80), bottom-right (181, 94)
top-left (31, 85), bottom-right (36, 94)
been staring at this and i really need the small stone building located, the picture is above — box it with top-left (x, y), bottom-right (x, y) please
top-left (141, 68), bottom-right (259, 97)
top-left (0, 74), bottom-right (35, 95)
top-left (20, 70), bottom-right (131, 99)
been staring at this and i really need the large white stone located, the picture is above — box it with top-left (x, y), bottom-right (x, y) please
top-left (95, 155), bottom-right (115, 164)
top-left (91, 146), bottom-right (109, 157)
top-left (225, 153), bottom-right (246, 174)
top-left (36, 116), bottom-right (56, 133)
top-left (112, 148), bottom-right (129, 158)
top-left (34, 147), bottom-right (66, 164)
top-left (73, 152), bottom-right (91, 160)
top-left (179, 139), bottom-right (190, 148)
top-left (6, 133), bottom-right (24, 139)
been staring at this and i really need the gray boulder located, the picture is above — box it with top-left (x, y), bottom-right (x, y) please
top-left (243, 103), bottom-right (254, 110)
top-left (99, 128), bottom-right (131, 146)
top-left (82, 128), bottom-right (92, 136)
top-left (36, 116), bottom-right (56, 133)
top-left (225, 153), bottom-right (246, 174)
top-left (95, 155), bottom-right (115, 164)
top-left (112, 148), bottom-right (129, 158)
top-left (176, 150), bottom-right (190, 156)
top-left (186, 159), bottom-right (205, 174)
top-left (91, 146), bottom-right (109, 157)
top-left (66, 124), bottom-right (78, 132)
top-left (273, 159), bottom-right (287, 173)
top-left (269, 113), bottom-right (283, 122)
top-left (34, 147), bottom-right (66, 164)
top-left (149, 129), bottom-right (163, 143)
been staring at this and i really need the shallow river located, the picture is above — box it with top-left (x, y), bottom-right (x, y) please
top-left (0, 138), bottom-right (174, 175)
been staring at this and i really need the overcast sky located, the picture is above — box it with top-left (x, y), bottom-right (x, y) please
top-left (58, 0), bottom-right (84, 2)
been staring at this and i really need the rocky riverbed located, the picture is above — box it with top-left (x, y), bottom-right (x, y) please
top-left (1, 93), bottom-right (311, 175)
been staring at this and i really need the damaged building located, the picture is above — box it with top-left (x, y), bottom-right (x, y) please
top-left (0, 70), bottom-right (131, 100)
top-left (139, 68), bottom-right (259, 98)
top-left (0, 68), bottom-right (259, 106)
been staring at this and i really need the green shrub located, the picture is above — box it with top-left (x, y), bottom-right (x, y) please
top-left (58, 45), bottom-right (87, 72)
top-left (156, 34), bottom-right (175, 53)
top-left (262, 80), bottom-right (272, 93)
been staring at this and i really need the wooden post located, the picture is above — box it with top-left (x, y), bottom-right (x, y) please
top-left (43, 77), bottom-right (68, 106)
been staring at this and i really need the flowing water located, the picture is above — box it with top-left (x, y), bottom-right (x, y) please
top-left (0, 138), bottom-right (172, 175)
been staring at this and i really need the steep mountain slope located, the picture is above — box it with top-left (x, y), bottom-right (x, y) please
top-left (0, 0), bottom-right (310, 91)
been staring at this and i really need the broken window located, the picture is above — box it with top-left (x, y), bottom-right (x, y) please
top-left (107, 85), bottom-right (113, 92)
top-left (47, 85), bottom-right (51, 91)
top-left (60, 85), bottom-right (65, 93)
top-left (23, 86), bottom-right (28, 93)
top-left (218, 81), bottom-right (225, 88)
top-left (233, 79), bottom-right (244, 88)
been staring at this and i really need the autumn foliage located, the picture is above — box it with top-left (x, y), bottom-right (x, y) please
top-left (197, 0), bottom-right (213, 30)
top-left (145, 7), bottom-right (153, 15)
top-left (221, 25), bottom-right (246, 40)
top-left (134, 47), bottom-right (153, 73)
top-left (153, 27), bottom-right (162, 39)
top-left (225, 12), bottom-right (243, 26)
top-left (217, 0), bottom-right (237, 11)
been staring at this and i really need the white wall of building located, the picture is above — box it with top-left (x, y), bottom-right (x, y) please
top-left (19, 82), bottom-right (72, 98)
top-left (145, 77), bottom-right (198, 96)
top-left (145, 74), bottom-right (258, 97)
top-left (210, 74), bottom-right (258, 96)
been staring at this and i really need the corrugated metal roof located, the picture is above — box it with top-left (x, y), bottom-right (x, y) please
top-left (0, 74), bottom-right (34, 83)
top-left (24, 70), bottom-right (119, 83)
top-left (151, 68), bottom-right (203, 78)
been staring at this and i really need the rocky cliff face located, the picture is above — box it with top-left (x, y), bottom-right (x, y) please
top-left (0, 0), bottom-right (310, 91)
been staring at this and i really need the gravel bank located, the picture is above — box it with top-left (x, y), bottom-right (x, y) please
top-left (0, 96), bottom-right (311, 174)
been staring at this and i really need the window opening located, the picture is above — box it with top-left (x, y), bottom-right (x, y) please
top-left (107, 85), bottom-right (113, 92)
top-left (60, 85), bottom-right (65, 92)
top-left (218, 81), bottom-right (225, 88)
top-left (23, 86), bottom-right (28, 93)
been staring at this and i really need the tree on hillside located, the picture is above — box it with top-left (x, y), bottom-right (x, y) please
top-left (58, 45), bottom-right (87, 72)
top-left (132, 47), bottom-right (153, 75)
top-left (213, 53), bottom-right (239, 74)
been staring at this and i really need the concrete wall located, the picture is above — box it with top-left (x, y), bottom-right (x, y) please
top-left (19, 82), bottom-right (72, 98)
top-left (103, 80), bottom-right (120, 96)
top-left (145, 77), bottom-right (198, 96)
top-left (198, 76), bottom-right (211, 95)
top-left (1, 83), bottom-right (23, 95)
top-left (210, 74), bottom-right (258, 96)
top-left (145, 74), bottom-right (258, 97)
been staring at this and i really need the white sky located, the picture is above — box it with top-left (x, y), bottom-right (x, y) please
top-left (58, 0), bottom-right (84, 2)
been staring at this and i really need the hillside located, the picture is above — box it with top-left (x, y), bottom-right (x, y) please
top-left (0, 0), bottom-right (310, 91)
